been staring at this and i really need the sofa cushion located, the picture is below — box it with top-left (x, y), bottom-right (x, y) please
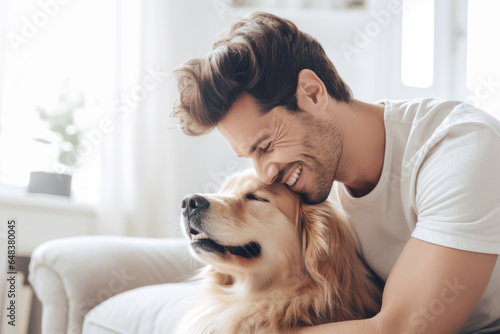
top-left (82, 283), bottom-right (200, 334)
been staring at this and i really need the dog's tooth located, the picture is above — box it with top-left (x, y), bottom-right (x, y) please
top-left (192, 232), bottom-right (209, 240)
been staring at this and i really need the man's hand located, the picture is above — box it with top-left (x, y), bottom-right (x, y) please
top-left (297, 237), bottom-right (498, 333)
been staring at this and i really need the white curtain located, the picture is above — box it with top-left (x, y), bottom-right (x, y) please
top-left (97, 0), bottom-right (251, 238)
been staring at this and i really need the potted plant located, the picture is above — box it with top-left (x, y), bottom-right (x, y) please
top-left (28, 81), bottom-right (85, 197)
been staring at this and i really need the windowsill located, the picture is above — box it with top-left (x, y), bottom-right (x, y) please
top-left (0, 183), bottom-right (98, 256)
top-left (0, 183), bottom-right (96, 216)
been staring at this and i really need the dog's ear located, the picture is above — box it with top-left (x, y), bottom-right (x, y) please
top-left (299, 200), bottom-right (358, 287)
top-left (298, 199), bottom-right (382, 320)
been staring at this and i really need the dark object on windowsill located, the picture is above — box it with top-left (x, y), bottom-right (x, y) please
top-left (28, 171), bottom-right (72, 197)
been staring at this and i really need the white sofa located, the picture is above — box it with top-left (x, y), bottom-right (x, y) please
top-left (28, 236), bottom-right (204, 334)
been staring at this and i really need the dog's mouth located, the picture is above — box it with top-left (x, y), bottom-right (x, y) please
top-left (189, 227), bottom-right (261, 259)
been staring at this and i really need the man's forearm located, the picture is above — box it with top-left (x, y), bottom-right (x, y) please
top-left (297, 317), bottom-right (380, 334)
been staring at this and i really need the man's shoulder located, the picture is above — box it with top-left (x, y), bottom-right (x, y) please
top-left (381, 97), bottom-right (500, 146)
top-left (383, 97), bottom-right (499, 126)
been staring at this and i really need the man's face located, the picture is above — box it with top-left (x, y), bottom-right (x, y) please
top-left (217, 94), bottom-right (344, 204)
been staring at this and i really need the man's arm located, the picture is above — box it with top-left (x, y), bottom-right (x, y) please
top-left (298, 237), bottom-right (498, 334)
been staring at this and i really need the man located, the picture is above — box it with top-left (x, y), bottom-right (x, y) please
top-left (172, 11), bottom-right (500, 333)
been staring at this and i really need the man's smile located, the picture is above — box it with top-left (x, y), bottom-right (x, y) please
top-left (285, 164), bottom-right (302, 187)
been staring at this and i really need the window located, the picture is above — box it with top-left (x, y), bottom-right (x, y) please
top-left (401, 0), bottom-right (435, 88)
top-left (0, 0), bottom-right (117, 202)
top-left (399, 0), bottom-right (499, 118)
top-left (466, 0), bottom-right (500, 117)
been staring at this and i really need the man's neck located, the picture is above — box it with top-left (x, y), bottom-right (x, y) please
top-left (333, 99), bottom-right (386, 198)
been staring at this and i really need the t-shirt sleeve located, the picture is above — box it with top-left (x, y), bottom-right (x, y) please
top-left (411, 124), bottom-right (500, 254)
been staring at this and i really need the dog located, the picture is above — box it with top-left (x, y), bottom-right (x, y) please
top-left (176, 169), bottom-right (382, 333)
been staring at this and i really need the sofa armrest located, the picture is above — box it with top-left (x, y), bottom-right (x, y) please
top-left (28, 236), bottom-right (202, 334)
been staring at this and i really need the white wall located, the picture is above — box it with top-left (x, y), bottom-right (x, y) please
top-left (157, 0), bottom-right (254, 236)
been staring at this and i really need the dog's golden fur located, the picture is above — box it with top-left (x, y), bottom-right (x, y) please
top-left (177, 170), bottom-right (381, 333)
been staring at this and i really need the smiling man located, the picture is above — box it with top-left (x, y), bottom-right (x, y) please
top-left (172, 11), bottom-right (500, 334)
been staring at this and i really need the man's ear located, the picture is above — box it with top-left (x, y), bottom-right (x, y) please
top-left (296, 69), bottom-right (328, 112)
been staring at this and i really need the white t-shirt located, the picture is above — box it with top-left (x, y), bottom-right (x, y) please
top-left (332, 98), bottom-right (500, 333)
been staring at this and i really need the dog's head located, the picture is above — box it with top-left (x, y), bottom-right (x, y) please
top-left (181, 169), bottom-right (302, 282)
top-left (180, 169), bottom-right (380, 323)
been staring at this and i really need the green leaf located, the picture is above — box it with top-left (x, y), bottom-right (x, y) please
top-left (34, 138), bottom-right (52, 144)
top-left (59, 151), bottom-right (78, 167)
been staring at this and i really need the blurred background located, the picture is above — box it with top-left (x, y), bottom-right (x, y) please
top-left (0, 0), bottom-right (499, 330)
top-left (1, 0), bottom-right (500, 239)
top-left (0, 0), bottom-right (500, 253)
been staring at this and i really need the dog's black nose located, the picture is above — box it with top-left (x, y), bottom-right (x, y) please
top-left (181, 194), bottom-right (210, 217)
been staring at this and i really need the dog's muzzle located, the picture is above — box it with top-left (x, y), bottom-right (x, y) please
top-left (180, 193), bottom-right (262, 259)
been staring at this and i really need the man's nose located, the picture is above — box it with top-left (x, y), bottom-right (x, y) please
top-left (181, 194), bottom-right (210, 217)
top-left (254, 160), bottom-right (279, 185)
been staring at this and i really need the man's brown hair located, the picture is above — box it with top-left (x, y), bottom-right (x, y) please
top-left (172, 11), bottom-right (352, 136)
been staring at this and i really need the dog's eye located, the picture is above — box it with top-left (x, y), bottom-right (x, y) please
top-left (245, 193), bottom-right (269, 202)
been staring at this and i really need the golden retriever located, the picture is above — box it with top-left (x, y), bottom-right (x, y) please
top-left (176, 169), bottom-right (382, 333)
